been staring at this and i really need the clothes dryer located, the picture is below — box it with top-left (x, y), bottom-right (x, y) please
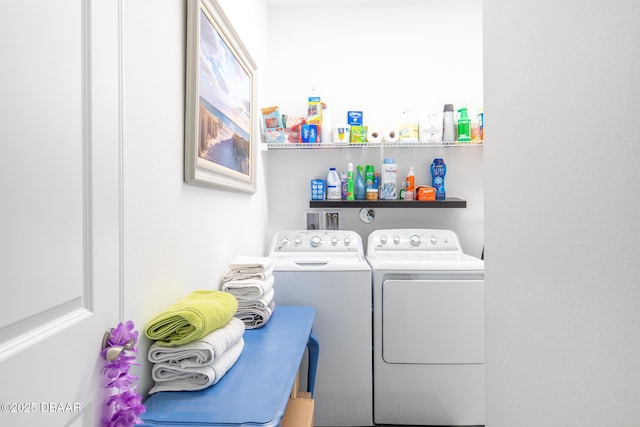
top-left (269, 230), bottom-right (372, 427)
top-left (366, 229), bottom-right (485, 426)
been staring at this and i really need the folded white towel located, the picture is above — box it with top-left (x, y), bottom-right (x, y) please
top-left (222, 256), bottom-right (273, 282)
top-left (148, 338), bottom-right (244, 394)
top-left (147, 317), bottom-right (245, 368)
top-left (236, 287), bottom-right (274, 310)
top-left (221, 274), bottom-right (275, 299)
top-left (222, 264), bottom-right (274, 282)
top-left (235, 300), bottom-right (276, 329)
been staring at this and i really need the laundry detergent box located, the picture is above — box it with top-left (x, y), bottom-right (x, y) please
top-left (311, 179), bottom-right (326, 200)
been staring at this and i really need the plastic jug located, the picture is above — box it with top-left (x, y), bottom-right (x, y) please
top-left (326, 168), bottom-right (341, 199)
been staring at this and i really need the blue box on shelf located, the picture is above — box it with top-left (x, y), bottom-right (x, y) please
top-left (347, 111), bottom-right (363, 126)
top-left (311, 179), bottom-right (325, 200)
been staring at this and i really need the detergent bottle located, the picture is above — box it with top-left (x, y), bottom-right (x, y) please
top-left (431, 158), bottom-right (447, 200)
top-left (355, 165), bottom-right (366, 200)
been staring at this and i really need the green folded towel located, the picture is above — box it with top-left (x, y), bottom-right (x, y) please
top-left (145, 290), bottom-right (238, 346)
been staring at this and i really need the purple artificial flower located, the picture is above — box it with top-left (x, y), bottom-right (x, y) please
top-left (102, 321), bottom-right (145, 427)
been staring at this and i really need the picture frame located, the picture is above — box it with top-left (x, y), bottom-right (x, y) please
top-left (184, 0), bottom-right (258, 193)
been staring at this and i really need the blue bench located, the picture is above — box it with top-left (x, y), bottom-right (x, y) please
top-left (139, 306), bottom-right (319, 427)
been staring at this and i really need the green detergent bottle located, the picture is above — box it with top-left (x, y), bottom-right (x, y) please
top-left (457, 106), bottom-right (471, 142)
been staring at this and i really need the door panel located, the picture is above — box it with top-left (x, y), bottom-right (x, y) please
top-left (382, 279), bottom-right (484, 364)
top-left (0, 1), bottom-right (121, 425)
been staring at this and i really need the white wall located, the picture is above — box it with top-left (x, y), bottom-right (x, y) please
top-left (121, 0), bottom-right (270, 396)
top-left (264, 0), bottom-right (485, 256)
top-left (484, 0), bottom-right (640, 425)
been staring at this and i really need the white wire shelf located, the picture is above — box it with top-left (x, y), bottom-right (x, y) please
top-left (265, 141), bottom-right (484, 150)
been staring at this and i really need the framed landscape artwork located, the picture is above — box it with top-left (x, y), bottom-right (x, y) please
top-left (184, 0), bottom-right (257, 193)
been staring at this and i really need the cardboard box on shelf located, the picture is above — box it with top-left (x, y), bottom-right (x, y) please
top-left (282, 394), bottom-right (314, 427)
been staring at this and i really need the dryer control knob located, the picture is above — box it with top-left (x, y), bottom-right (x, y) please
top-left (430, 236), bottom-right (438, 245)
top-left (409, 235), bottom-right (421, 246)
top-left (331, 237), bottom-right (338, 246)
top-left (310, 236), bottom-right (322, 247)
top-left (294, 238), bottom-right (302, 246)
top-left (344, 237), bottom-right (351, 246)
top-left (393, 236), bottom-right (400, 245)
top-left (280, 238), bottom-right (290, 246)
top-left (380, 236), bottom-right (387, 245)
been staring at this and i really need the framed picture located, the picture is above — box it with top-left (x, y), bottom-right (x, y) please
top-left (184, 0), bottom-right (257, 193)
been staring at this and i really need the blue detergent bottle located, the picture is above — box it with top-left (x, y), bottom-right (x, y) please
top-left (355, 165), bottom-right (366, 200)
top-left (431, 158), bottom-right (447, 200)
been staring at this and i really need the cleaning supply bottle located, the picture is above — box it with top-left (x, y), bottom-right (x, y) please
top-left (347, 163), bottom-right (355, 200)
top-left (405, 166), bottom-right (415, 200)
top-left (340, 171), bottom-right (348, 200)
top-left (380, 158), bottom-right (398, 200)
top-left (457, 106), bottom-right (471, 142)
top-left (355, 165), bottom-right (366, 200)
top-left (326, 167), bottom-right (341, 200)
top-left (442, 104), bottom-right (455, 142)
top-left (365, 165), bottom-right (375, 189)
top-left (374, 172), bottom-right (380, 198)
top-left (431, 158), bottom-right (447, 200)
top-left (419, 112), bottom-right (442, 143)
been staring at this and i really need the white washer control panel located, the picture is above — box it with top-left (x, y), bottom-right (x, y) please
top-left (271, 230), bottom-right (362, 255)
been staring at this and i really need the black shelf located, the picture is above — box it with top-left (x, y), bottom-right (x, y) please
top-left (309, 197), bottom-right (467, 209)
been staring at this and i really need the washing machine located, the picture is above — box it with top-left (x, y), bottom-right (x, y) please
top-left (269, 230), bottom-right (373, 427)
top-left (366, 229), bottom-right (485, 426)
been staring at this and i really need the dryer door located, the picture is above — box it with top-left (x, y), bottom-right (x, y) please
top-left (382, 279), bottom-right (484, 364)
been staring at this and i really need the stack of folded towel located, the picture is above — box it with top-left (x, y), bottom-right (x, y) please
top-left (221, 256), bottom-right (276, 329)
top-left (144, 290), bottom-right (245, 394)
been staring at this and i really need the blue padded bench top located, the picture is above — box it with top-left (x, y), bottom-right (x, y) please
top-left (139, 305), bottom-right (316, 427)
